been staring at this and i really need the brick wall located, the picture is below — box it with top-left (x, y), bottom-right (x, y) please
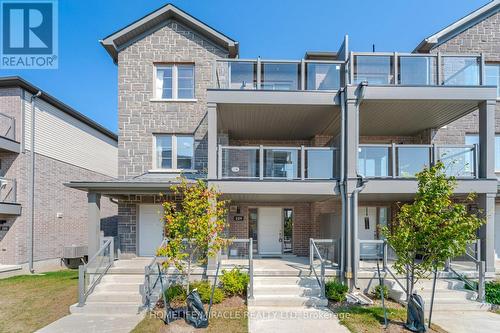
top-left (117, 19), bottom-right (228, 179)
top-left (0, 151), bottom-right (117, 265)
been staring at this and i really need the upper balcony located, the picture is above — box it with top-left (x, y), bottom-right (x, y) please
top-left (350, 52), bottom-right (483, 86)
top-left (0, 112), bottom-right (20, 153)
top-left (0, 177), bottom-right (21, 215)
top-left (214, 58), bottom-right (343, 91)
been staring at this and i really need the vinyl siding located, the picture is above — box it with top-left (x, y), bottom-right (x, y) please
top-left (23, 91), bottom-right (117, 178)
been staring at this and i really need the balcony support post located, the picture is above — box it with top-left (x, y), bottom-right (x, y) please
top-left (391, 143), bottom-right (396, 178)
top-left (393, 52), bottom-right (398, 85)
top-left (87, 192), bottom-right (101, 259)
top-left (208, 103), bottom-right (218, 179)
top-left (477, 193), bottom-right (495, 273)
top-left (479, 100), bottom-right (495, 179)
top-left (480, 53), bottom-right (485, 86)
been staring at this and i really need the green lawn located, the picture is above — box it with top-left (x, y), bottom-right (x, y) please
top-left (332, 300), bottom-right (447, 333)
top-left (0, 270), bottom-right (78, 333)
top-left (132, 303), bottom-right (247, 333)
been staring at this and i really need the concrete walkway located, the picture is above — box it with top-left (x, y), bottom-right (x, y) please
top-left (36, 313), bottom-right (144, 333)
top-left (248, 306), bottom-right (350, 333)
top-left (431, 310), bottom-right (500, 333)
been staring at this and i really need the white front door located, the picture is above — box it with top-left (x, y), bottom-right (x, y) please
top-left (139, 204), bottom-right (164, 256)
top-left (258, 207), bottom-right (282, 255)
top-left (358, 207), bottom-right (377, 240)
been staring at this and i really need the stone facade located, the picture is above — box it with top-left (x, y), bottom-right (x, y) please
top-left (117, 20), bottom-right (228, 179)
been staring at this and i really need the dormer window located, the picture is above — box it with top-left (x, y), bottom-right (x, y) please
top-left (155, 64), bottom-right (195, 100)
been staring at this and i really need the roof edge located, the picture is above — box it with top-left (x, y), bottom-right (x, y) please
top-left (0, 76), bottom-right (118, 142)
top-left (100, 3), bottom-right (238, 63)
top-left (414, 0), bottom-right (500, 53)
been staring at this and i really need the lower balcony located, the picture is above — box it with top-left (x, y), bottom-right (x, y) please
top-left (358, 144), bottom-right (478, 179)
top-left (217, 145), bottom-right (337, 180)
top-left (0, 177), bottom-right (21, 215)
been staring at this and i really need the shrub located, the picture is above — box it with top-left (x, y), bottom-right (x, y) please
top-left (191, 280), bottom-right (225, 304)
top-left (325, 280), bottom-right (348, 302)
top-left (485, 281), bottom-right (500, 305)
top-left (220, 268), bottom-right (249, 297)
top-left (373, 284), bottom-right (389, 299)
top-left (164, 284), bottom-right (186, 303)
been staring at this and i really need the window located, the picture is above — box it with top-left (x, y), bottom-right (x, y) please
top-left (155, 64), bottom-right (195, 100)
top-left (485, 63), bottom-right (500, 97)
top-left (465, 134), bottom-right (500, 171)
top-left (154, 134), bottom-right (194, 170)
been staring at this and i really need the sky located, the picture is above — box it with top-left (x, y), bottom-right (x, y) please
top-left (0, 0), bottom-right (492, 133)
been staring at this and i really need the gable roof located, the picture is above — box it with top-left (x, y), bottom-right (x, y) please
top-left (100, 3), bottom-right (239, 63)
top-left (414, 0), bottom-right (500, 53)
top-left (0, 76), bottom-right (117, 141)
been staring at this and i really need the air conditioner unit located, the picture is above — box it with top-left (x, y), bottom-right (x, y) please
top-left (63, 245), bottom-right (88, 259)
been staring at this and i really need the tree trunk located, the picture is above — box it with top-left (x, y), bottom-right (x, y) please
top-left (187, 252), bottom-right (193, 294)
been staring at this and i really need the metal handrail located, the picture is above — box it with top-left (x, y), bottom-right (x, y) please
top-left (78, 237), bottom-right (114, 306)
top-left (309, 238), bottom-right (327, 299)
top-left (221, 238), bottom-right (254, 298)
top-left (144, 237), bottom-right (169, 310)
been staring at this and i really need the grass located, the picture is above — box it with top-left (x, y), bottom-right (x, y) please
top-left (0, 270), bottom-right (78, 333)
top-left (332, 299), bottom-right (447, 333)
top-left (131, 298), bottom-right (247, 333)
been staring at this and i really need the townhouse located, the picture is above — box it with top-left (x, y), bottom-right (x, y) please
top-left (67, 1), bottom-right (500, 288)
top-left (0, 77), bottom-right (118, 275)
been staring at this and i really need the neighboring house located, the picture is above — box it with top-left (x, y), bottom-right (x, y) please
top-left (0, 77), bottom-right (118, 274)
top-left (67, 2), bottom-right (499, 289)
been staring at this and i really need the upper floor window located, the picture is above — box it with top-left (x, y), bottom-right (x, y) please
top-left (155, 64), bottom-right (195, 100)
top-left (154, 134), bottom-right (194, 170)
top-left (485, 63), bottom-right (500, 97)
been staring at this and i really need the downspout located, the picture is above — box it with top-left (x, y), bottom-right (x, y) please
top-left (339, 88), bottom-right (346, 281)
top-left (28, 91), bottom-right (42, 273)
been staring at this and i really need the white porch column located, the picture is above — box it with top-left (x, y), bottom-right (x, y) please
top-left (478, 193), bottom-right (496, 274)
top-left (208, 102), bottom-right (218, 179)
top-left (87, 192), bottom-right (101, 258)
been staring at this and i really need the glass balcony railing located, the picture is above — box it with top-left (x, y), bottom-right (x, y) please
top-left (358, 144), bottom-right (478, 179)
top-left (351, 53), bottom-right (482, 86)
top-left (0, 112), bottom-right (16, 141)
top-left (214, 59), bottom-right (343, 91)
top-left (218, 145), bottom-right (336, 180)
top-left (0, 177), bottom-right (17, 203)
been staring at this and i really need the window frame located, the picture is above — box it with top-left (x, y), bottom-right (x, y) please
top-left (154, 64), bottom-right (196, 101)
top-left (153, 134), bottom-right (195, 171)
top-left (484, 62), bottom-right (500, 99)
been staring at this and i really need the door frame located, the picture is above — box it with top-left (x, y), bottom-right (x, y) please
top-left (252, 206), bottom-right (285, 256)
top-left (137, 204), bottom-right (164, 257)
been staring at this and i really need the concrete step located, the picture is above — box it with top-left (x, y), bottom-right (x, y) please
top-left (100, 274), bottom-right (145, 284)
top-left (253, 276), bottom-right (319, 287)
top-left (248, 295), bottom-right (328, 307)
top-left (414, 279), bottom-right (467, 290)
top-left (427, 301), bottom-right (490, 312)
top-left (86, 292), bottom-right (143, 303)
top-left (253, 270), bottom-right (311, 277)
top-left (94, 282), bottom-right (142, 293)
top-left (70, 302), bottom-right (142, 315)
top-left (417, 289), bottom-right (478, 300)
top-left (254, 285), bottom-right (321, 297)
top-left (107, 267), bottom-right (147, 274)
